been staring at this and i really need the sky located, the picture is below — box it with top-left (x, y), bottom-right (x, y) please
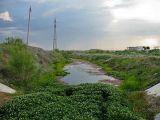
top-left (0, 0), bottom-right (160, 50)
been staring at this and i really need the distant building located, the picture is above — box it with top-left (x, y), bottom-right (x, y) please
top-left (127, 46), bottom-right (150, 51)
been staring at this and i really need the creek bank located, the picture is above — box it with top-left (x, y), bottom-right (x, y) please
top-left (146, 83), bottom-right (160, 120)
top-left (98, 79), bottom-right (121, 86)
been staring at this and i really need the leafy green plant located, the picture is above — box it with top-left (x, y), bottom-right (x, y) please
top-left (0, 84), bottom-right (144, 120)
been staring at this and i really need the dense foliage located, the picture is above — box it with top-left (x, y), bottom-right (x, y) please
top-left (70, 50), bottom-right (160, 119)
top-left (0, 39), bottom-right (155, 120)
top-left (0, 38), bottom-right (68, 91)
top-left (0, 84), bottom-right (144, 120)
top-left (0, 38), bottom-right (36, 87)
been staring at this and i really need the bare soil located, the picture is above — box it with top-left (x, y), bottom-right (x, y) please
top-left (98, 79), bottom-right (121, 86)
top-left (0, 92), bottom-right (10, 106)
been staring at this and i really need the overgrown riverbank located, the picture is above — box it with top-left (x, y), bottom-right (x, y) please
top-left (67, 49), bottom-right (160, 120)
top-left (0, 38), bottom-right (70, 93)
top-left (0, 38), bottom-right (148, 120)
top-left (73, 50), bottom-right (160, 91)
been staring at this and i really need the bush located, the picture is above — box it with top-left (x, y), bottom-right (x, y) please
top-left (0, 38), bottom-right (68, 90)
top-left (0, 38), bottom-right (36, 87)
top-left (0, 84), bottom-right (144, 120)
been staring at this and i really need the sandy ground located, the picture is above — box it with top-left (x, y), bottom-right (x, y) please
top-left (98, 79), bottom-right (121, 86)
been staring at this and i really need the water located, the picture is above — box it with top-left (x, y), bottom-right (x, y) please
top-left (61, 61), bottom-right (119, 85)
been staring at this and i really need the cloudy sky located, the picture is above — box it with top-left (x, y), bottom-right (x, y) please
top-left (0, 0), bottom-right (160, 50)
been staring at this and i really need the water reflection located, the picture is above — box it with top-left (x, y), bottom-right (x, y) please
top-left (61, 61), bottom-right (119, 85)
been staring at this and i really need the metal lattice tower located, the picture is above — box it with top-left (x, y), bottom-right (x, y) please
top-left (27, 6), bottom-right (31, 45)
top-left (53, 19), bottom-right (57, 50)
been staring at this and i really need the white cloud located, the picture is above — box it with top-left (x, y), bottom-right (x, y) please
top-left (0, 11), bottom-right (12, 22)
top-left (139, 37), bottom-right (159, 47)
top-left (110, 0), bottom-right (160, 23)
top-left (103, 0), bottom-right (124, 8)
top-left (111, 19), bottom-right (119, 23)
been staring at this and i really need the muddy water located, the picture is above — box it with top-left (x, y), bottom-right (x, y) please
top-left (61, 61), bottom-right (120, 85)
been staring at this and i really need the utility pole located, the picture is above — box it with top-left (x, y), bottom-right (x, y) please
top-left (53, 18), bottom-right (57, 50)
top-left (27, 6), bottom-right (31, 45)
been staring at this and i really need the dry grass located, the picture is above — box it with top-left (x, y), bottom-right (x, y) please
top-left (146, 95), bottom-right (160, 115)
top-left (0, 92), bottom-right (10, 106)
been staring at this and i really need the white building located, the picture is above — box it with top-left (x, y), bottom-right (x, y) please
top-left (127, 46), bottom-right (149, 51)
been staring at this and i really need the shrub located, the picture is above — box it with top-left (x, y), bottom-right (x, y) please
top-left (0, 38), bottom-right (68, 90)
top-left (0, 84), bottom-right (144, 120)
top-left (8, 43), bottom-right (36, 82)
top-left (0, 38), bottom-right (36, 87)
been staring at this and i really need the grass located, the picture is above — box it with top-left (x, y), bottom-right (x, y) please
top-left (120, 76), bottom-right (140, 91)
top-left (126, 91), bottom-right (160, 120)
top-left (70, 50), bottom-right (160, 120)
top-left (0, 38), bottom-right (69, 92)
top-left (0, 38), bottom-right (36, 87)
top-left (0, 38), bottom-right (156, 119)
top-left (76, 52), bottom-right (160, 91)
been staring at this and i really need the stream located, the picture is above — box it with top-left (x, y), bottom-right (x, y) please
top-left (61, 61), bottom-right (120, 85)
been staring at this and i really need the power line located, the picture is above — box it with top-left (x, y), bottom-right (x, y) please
top-left (53, 18), bottom-right (57, 50)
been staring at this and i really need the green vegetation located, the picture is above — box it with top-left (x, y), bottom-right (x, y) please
top-left (127, 92), bottom-right (155, 120)
top-left (0, 38), bottom-right (69, 92)
top-left (0, 84), bottom-right (144, 120)
top-left (70, 50), bottom-right (160, 120)
top-left (0, 38), bottom-right (36, 87)
top-left (0, 38), bottom-right (156, 120)
top-left (75, 52), bottom-right (160, 91)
